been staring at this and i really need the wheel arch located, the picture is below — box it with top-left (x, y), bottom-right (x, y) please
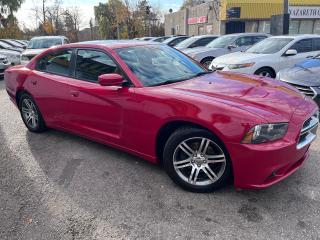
top-left (15, 88), bottom-right (32, 106)
top-left (254, 66), bottom-right (276, 78)
top-left (156, 120), bottom-right (227, 164)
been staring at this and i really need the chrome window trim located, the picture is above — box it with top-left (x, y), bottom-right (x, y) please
top-left (297, 111), bottom-right (319, 150)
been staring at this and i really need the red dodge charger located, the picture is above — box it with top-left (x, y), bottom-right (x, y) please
top-left (4, 41), bottom-right (319, 192)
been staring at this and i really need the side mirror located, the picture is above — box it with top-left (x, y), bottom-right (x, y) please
top-left (227, 44), bottom-right (237, 50)
top-left (98, 73), bottom-right (124, 86)
top-left (284, 49), bottom-right (297, 56)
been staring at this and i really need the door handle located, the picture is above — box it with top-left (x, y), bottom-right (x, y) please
top-left (70, 90), bottom-right (79, 97)
top-left (31, 79), bottom-right (37, 85)
top-left (306, 55), bottom-right (314, 58)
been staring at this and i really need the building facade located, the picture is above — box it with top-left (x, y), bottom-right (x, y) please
top-left (164, 0), bottom-right (320, 36)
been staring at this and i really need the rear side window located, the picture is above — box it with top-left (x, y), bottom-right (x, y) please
top-left (291, 39), bottom-right (313, 53)
top-left (192, 37), bottom-right (216, 47)
top-left (313, 38), bottom-right (320, 51)
top-left (235, 36), bottom-right (253, 47)
top-left (35, 49), bottom-right (72, 76)
top-left (75, 49), bottom-right (119, 83)
top-left (253, 36), bottom-right (267, 44)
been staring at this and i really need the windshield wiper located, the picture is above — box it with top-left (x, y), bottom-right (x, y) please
top-left (193, 71), bottom-right (211, 77)
top-left (150, 79), bottom-right (188, 87)
top-left (150, 72), bottom-right (211, 87)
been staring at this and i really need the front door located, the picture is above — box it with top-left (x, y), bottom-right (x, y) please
top-left (279, 38), bottom-right (320, 70)
top-left (67, 49), bottom-right (134, 144)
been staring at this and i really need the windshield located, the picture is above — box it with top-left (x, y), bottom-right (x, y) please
top-left (246, 38), bottom-right (293, 54)
top-left (116, 45), bottom-right (206, 86)
top-left (28, 38), bottom-right (62, 49)
top-left (206, 35), bottom-right (236, 48)
top-left (175, 37), bottom-right (197, 48)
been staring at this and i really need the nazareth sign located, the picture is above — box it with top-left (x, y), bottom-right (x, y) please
top-left (289, 6), bottom-right (320, 19)
top-left (187, 16), bottom-right (208, 25)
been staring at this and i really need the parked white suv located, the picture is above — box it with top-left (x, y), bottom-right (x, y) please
top-left (21, 36), bottom-right (69, 65)
top-left (209, 34), bottom-right (320, 78)
top-left (183, 33), bottom-right (269, 67)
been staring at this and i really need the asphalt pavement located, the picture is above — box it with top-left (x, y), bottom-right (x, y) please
top-left (0, 80), bottom-right (320, 240)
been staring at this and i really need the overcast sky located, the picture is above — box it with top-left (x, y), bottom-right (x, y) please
top-left (16, 0), bottom-right (183, 30)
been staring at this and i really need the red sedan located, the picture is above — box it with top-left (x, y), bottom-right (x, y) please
top-left (4, 41), bottom-right (319, 192)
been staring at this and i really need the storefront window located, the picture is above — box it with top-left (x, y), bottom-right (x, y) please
top-left (314, 20), bottom-right (320, 34)
top-left (289, 20), bottom-right (300, 34)
top-left (258, 21), bottom-right (270, 33)
top-left (246, 21), bottom-right (258, 32)
top-left (299, 20), bottom-right (314, 34)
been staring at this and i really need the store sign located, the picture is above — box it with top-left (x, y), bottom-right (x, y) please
top-left (289, 6), bottom-right (320, 19)
top-left (187, 16), bottom-right (207, 25)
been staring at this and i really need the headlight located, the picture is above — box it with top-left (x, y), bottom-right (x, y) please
top-left (242, 123), bottom-right (288, 144)
top-left (228, 62), bottom-right (255, 70)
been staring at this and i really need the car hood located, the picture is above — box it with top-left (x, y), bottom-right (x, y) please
top-left (213, 52), bottom-right (268, 64)
top-left (0, 49), bottom-right (20, 56)
top-left (22, 48), bottom-right (46, 56)
top-left (279, 59), bottom-right (320, 87)
top-left (158, 72), bottom-right (306, 122)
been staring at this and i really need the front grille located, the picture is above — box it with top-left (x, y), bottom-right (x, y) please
top-left (286, 82), bottom-right (316, 99)
top-left (297, 111), bottom-right (319, 149)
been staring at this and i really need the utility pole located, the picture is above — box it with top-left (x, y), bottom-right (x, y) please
top-left (283, 0), bottom-right (289, 14)
top-left (43, 0), bottom-right (46, 24)
top-left (283, 0), bottom-right (289, 34)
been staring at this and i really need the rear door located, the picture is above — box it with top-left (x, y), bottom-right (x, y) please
top-left (28, 49), bottom-right (74, 126)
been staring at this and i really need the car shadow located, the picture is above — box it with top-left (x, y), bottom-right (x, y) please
top-left (20, 126), bottom-right (320, 238)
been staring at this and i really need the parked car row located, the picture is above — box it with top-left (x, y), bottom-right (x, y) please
top-left (0, 36), bottom-right (69, 78)
top-left (2, 33), bottom-right (320, 109)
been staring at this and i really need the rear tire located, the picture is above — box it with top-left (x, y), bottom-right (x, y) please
top-left (163, 127), bottom-right (232, 192)
top-left (19, 93), bottom-right (47, 133)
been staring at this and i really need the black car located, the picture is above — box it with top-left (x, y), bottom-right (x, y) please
top-left (277, 55), bottom-right (320, 107)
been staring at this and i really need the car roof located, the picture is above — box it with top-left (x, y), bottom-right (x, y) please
top-left (269, 34), bottom-right (320, 40)
top-left (30, 36), bottom-right (67, 40)
top-left (191, 35), bottom-right (220, 39)
top-left (225, 33), bottom-right (269, 37)
top-left (73, 40), bottom-right (159, 49)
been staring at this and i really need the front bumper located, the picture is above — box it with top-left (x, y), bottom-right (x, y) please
top-left (227, 108), bottom-right (318, 189)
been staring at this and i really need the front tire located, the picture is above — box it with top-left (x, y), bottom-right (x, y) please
top-left (254, 67), bottom-right (275, 78)
top-left (200, 57), bottom-right (214, 68)
top-left (19, 93), bottom-right (47, 133)
top-left (163, 127), bottom-right (232, 192)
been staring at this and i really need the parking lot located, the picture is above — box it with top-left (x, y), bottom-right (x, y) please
top-left (0, 79), bottom-right (320, 240)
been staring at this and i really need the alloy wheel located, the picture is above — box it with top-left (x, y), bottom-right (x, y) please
top-left (173, 137), bottom-right (226, 186)
top-left (258, 71), bottom-right (271, 77)
top-left (21, 98), bottom-right (39, 129)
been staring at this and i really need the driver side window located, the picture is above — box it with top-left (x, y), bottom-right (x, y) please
top-left (235, 37), bottom-right (252, 47)
top-left (75, 49), bottom-right (121, 83)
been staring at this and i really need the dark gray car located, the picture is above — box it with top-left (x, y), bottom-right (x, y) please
top-left (277, 55), bottom-right (320, 107)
